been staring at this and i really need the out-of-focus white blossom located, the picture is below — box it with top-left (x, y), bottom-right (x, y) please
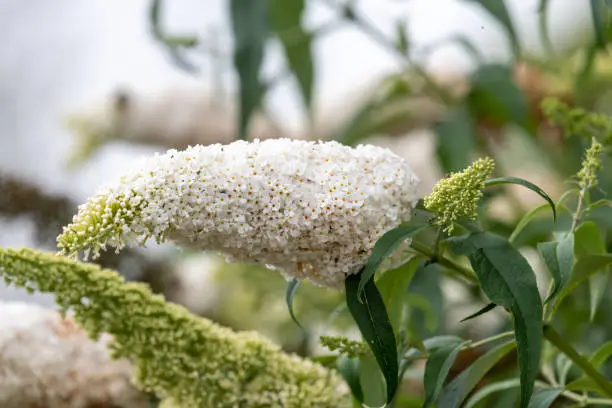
top-left (0, 301), bottom-right (147, 408)
top-left (58, 138), bottom-right (419, 288)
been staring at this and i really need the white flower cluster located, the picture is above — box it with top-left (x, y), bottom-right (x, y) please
top-left (59, 138), bottom-right (420, 288)
top-left (0, 301), bottom-right (147, 408)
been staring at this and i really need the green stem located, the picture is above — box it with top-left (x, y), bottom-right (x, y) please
top-left (544, 325), bottom-right (612, 398)
top-left (463, 331), bottom-right (515, 350)
top-left (410, 241), bottom-right (478, 283)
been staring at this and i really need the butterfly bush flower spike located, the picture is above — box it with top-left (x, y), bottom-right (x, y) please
top-left (424, 157), bottom-right (495, 233)
top-left (58, 139), bottom-right (420, 288)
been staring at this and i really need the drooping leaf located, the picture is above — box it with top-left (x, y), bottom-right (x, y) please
top-left (460, 302), bottom-right (498, 323)
top-left (346, 272), bottom-right (398, 403)
top-left (269, 0), bottom-right (314, 115)
top-left (359, 353), bottom-right (387, 407)
top-left (537, 0), bottom-right (554, 57)
top-left (555, 232), bottom-right (575, 302)
top-left (468, 64), bottom-right (532, 131)
top-left (230, 0), bottom-right (268, 140)
top-left (434, 103), bottom-right (477, 173)
top-left (472, 0), bottom-right (520, 55)
top-left (484, 177), bottom-right (556, 222)
top-left (358, 224), bottom-right (426, 296)
top-left (465, 378), bottom-right (520, 408)
top-left (337, 356), bottom-right (364, 403)
top-left (452, 232), bottom-right (543, 408)
top-left (527, 388), bottom-right (563, 408)
top-left (423, 337), bottom-right (470, 407)
top-left (437, 340), bottom-right (516, 407)
top-left (285, 278), bottom-right (302, 328)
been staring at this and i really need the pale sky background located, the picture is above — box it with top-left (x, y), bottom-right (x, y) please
top-left (0, 0), bottom-right (597, 304)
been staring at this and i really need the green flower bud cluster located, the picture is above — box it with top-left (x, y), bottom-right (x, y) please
top-left (424, 158), bottom-right (495, 233)
top-left (541, 98), bottom-right (612, 143)
top-left (0, 248), bottom-right (349, 408)
top-left (319, 335), bottom-right (368, 358)
top-left (577, 138), bottom-right (603, 191)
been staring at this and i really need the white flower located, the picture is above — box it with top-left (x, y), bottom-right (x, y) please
top-left (58, 138), bottom-right (420, 288)
top-left (0, 301), bottom-right (146, 408)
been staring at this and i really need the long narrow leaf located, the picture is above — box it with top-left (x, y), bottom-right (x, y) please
top-left (346, 272), bottom-right (398, 403)
top-left (230, 0), bottom-right (268, 140)
top-left (269, 0), bottom-right (314, 115)
top-left (285, 278), bottom-right (302, 328)
top-left (484, 177), bottom-right (556, 222)
top-left (472, 0), bottom-right (520, 55)
top-left (437, 340), bottom-right (516, 407)
top-left (423, 337), bottom-right (470, 407)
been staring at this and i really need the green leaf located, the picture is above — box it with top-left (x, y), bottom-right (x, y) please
top-left (484, 177), bottom-right (556, 222)
top-left (434, 103), bottom-right (477, 173)
top-left (345, 272), bottom-right (398, 403)
top-left (472, 0), bottom-right (520, 56)
top-left (590, 0), bottom-right (612, 48)
top-left (230, 0), bottom-right (268, 140)
top-left (537, 0), bottom-right (554, 57)
top-left (395, 20), bottom-right (409, 55)
top-left (527, 388), bottom-right (562, 408)
top-left (269, 0), bottom-right (314, 115)
top-left (285, 278), bottom-right (302, 328)
top-left (458, 232), bottom-right (543, 408)
top-left (567, 340), bottom-right (612, 392)
top-left (408, 262), bottom-right (444, 339)
top-left (423, 337), bottom-right (470, 407)
top-left (437, 340), bottom-right (516, 407)
top-left (359, 353), bottom-right (387, 407)
top-left (552, 253), bottom-right (612, 314)
top-left (468, 64), bottom-right (532, 131)
top-left (460, 302), bottom-right (498, 323)
top-left (574, 221), bottom-right (607, 320)
top-left (337, 356), bottom-right (364, 403)
top-left (465, 378), bottom-right (520, 408)
top-left (358, 225), bottom-right (426, 297)
top-left (376, 257), bottom-right (420, 332)
top-left (537, 242), bottom-right (561, 303)
top-left (510, 203), bottom-right (558, 244)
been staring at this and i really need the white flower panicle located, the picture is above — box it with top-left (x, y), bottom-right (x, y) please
top-left (58, 138), bottom-right (420, 287)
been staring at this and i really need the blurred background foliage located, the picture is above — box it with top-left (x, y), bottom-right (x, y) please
top-left (4, 1), bottom-right (612, 406)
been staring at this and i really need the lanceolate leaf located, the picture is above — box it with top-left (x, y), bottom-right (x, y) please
top-left (230, 0), bottom-right (268, 140)
top-left (269, 0), bottom-right (314, 115)
top-left (472, 0), bottom-right (520, 55)
top-left (337, 356), bottom-right (364, 403)
top-left (451, 232), bottom-right (543, 408)
top-left (437, 340), bottom-right (516, 407)
top-left (527, 388), bottom-right (563, 408)
top-left (484, 177), bottom-right (556, 222)
top-left (285, 278), bottom-right (302, 328)
top-left (376, 257), bottom-right (420, 332)
top-left (358, 224), bottom-right (426, 296)
top-left (423, 337), bottom-right (470, 407)
top-left (537, 242), bottom-right (561, 303)
top-left (346, 272), bottom-right (398, 404)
